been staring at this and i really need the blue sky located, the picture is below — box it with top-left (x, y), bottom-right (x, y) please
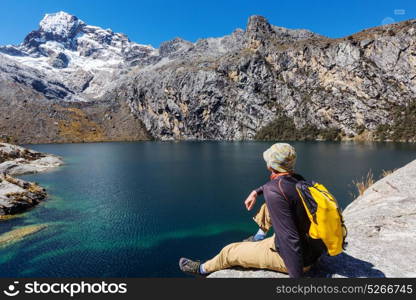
top-left (0, 0), bottom-right (415, 47)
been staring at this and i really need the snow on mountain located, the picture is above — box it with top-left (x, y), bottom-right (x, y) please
top-left (39, 11), bottom-right (83, 38)
top-left (0, 11), bottom-right (158, 101)
top-left (0, 11), bottom-right (320, 103)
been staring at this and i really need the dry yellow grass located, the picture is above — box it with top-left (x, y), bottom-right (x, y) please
top-left (352, 168), bottom-right (395, 197)
top-left (353, 171), bottom-right (374, 196)
top-left (3, 174), bottom-right (20, 186)
top-left (28, 182), bottom-right (45, 194)
top-left (382, 169), bottom-right (395, 178)
top-left (57, 107), bottom-right (104, 142)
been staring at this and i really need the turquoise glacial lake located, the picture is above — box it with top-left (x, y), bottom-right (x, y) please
top-left (0, 141), bottom-right (415, 277)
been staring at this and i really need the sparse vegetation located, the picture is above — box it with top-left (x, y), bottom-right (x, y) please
top-left (351, 168), bottom-right (394, 198)
top-left (0, 135), bottom-right (15, 144)
top-left (375, 101), bottom-right (416, 142)
top-left (1, 145), bottom-right (44, 164)
top-left (355, 124), bottom-right (366, 135)
top-left (353, 171), bottom-right (374, 196)
top-left (254, 109), bottom-right (343, 141)
top-left (57, 107), bottom-right (105, 142)
top-left (382, 169), bottom-right (395, 177)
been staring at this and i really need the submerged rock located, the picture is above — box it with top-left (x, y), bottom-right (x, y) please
top-left (0, 224), bottom-right (47, 248)
top-left (209, 159), bottom-right (416, 278)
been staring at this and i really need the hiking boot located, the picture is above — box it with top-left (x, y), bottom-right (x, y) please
top-left (179, 257), bottom-right (205, 277)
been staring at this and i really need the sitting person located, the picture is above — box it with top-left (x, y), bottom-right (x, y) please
top-left (179, 143), bottom-right (326, 278)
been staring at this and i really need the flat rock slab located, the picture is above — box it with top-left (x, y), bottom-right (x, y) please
top-left (209, 159), bottom-right (416, 278)
top-left (0, 143), bottom-right (62, 176)
top-left (208, 268), bottom-right (288, 278)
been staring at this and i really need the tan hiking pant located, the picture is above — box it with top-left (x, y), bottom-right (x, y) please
top-left (253, 202), bottom-right (273, 232)
top-left (204, 203), bottom-right (311, 274)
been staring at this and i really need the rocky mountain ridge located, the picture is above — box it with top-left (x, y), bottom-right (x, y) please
top-left (1, 12), bottom-right (416, 143)
top-left (116, 16), bottom-right (416, 141)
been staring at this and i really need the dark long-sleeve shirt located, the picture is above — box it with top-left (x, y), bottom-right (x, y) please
top-left (255, 174), bottom-right (325, 278)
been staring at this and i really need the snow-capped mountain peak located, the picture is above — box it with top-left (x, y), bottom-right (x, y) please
top-left (0, 11), bottom-right (158, 101)
top-left (39, 11), bottom-right (85, 38)
top-left (19, 10), bottom-right (156, 60)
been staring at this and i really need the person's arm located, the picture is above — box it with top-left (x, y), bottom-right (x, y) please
top-left (244, 186), bottom-right (263, 211)
top-left (254, 186), bottom-right (263, 196)
top-left (266, 188), bottom-right (303, 278)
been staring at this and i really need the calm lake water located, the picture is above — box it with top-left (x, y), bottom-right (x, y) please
top-left (1, 141), bottom-right (415, 277)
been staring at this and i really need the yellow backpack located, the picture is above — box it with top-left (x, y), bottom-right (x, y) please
top-left (295, 181), bottom-right (347, 256)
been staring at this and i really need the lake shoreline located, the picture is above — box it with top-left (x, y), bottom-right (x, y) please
top-left (0, 143), bottom-right (63, 217)
top-left (8, 135), bottom-right (414, 146)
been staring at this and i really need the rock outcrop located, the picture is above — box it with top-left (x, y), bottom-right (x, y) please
top-left (0, 143), bottom-right (62, 215)
top-left (1, 12), bottom-right (416, 143)
top-left (209, 159), bottom-right (416, 278)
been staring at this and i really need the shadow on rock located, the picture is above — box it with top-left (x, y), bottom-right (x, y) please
top-left (307, 252), bottom-right (386, 278)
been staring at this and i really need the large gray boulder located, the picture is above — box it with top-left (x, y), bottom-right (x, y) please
top-left (209, 159), bottom-right (416, 278)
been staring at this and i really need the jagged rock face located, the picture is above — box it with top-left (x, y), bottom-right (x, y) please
top-left (1, 12), bottom-right (416, 142)
top-left (114, 16), bottom-right (416, 140)
top-left (23, 11), bottom-right (84, 52)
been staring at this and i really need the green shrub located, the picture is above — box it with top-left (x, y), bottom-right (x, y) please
top-left (375, 101), bottom-right (416, 142)
top-left (355, 124), bottom-right (366, 135)
top-left (254, 111), bottom-right (343, 141)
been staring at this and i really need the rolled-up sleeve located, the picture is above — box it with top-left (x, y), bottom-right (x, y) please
top-left (266, 189), bottom-right (303, 278)
top-left (255, 186), bottom-right (264, 196)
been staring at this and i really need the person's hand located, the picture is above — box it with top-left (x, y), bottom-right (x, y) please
top-left (244, 190), bottom-right (257, 211)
